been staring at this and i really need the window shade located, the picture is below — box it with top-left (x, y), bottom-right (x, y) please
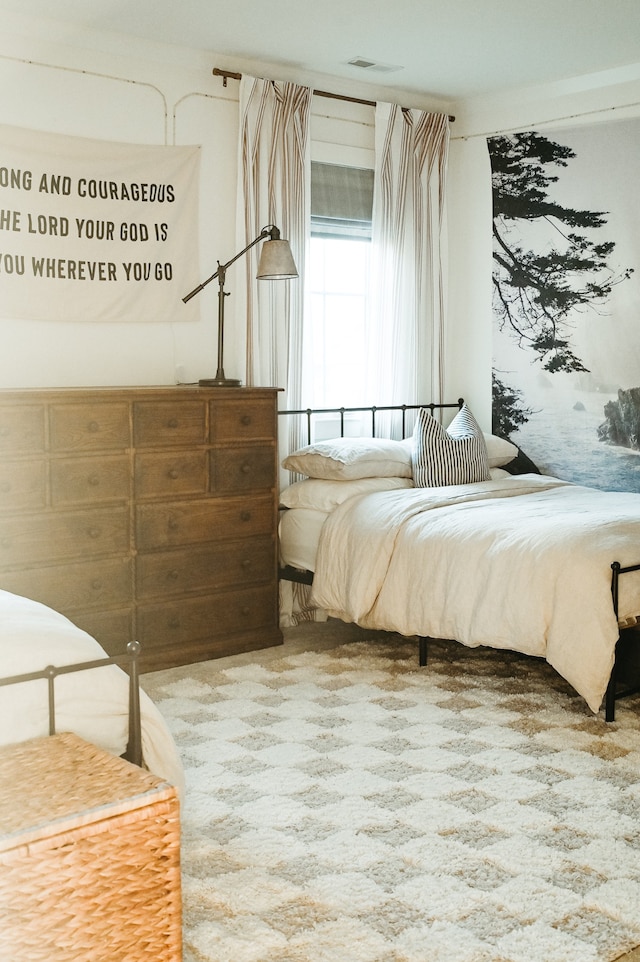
top-left (311, 162), bottom-right (373, 239)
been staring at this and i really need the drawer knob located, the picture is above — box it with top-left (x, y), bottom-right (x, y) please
top-left (88, 527), bottom-right (101, 539)
top-left (168, 517), bottom-right (180, 530)
top-left (0, 537), bottom-right (11, 549)
top-left (240, 510), bottom-right (251, 522)
top-left (168, 616), bottom-right (180, 629)
top-left (240, 605), bottom-right (250, 617)
top-left (88, 474), bottom-right (100, 487)
top-left (88, 420), bottom-right (100, 433)
top-left (168, 418), bottom-right (179, 429)
top-left (240, 462), bottom-right (251, 474)
top-left (168, 468), bottom-right (180, 480)
top-left (241, 559), bottom-right (251, 569)
top-left (168, 569), bottom-right (180, 581)
top-left (241, 414), bottom-right (252, 426)
top-left (91, 579), bottom-right (103, 590)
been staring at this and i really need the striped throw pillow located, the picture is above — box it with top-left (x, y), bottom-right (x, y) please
top-left (412, 404), bottom-right (490, 487)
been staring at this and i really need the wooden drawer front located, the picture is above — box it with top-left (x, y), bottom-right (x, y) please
top-left (0, 461), bottom-right (46, 512)
top-left (0, 557), bottom-right (132, 611)
top-left (51, 455), bottom-right (130, 506)
top-left (71, 608), bottom-right (134, 655)
top-left (0, 507), bottom-right (129, 566)
top-left (136, 537), bottom-right (274, 600)
top-left (134, 452), bottom-right (207, 499)
top-left (137, 583), bottom-right (275, 646)
top-left (136, 495), bottom-right (272, 550)
top-left (210, 444), bottom-right (276, 493)
top-left (210, 399), bottom-right (275, 442)
top-left (0, 405), bottom-right (45, 454)
top-left (49, 403), bottom-right (129, 452)
top-left (133, 401), bottom-right (206, 447)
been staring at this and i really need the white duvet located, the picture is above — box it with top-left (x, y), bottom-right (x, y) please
top-left (311, 475), bottom-right (640, 713)
top-left (0, 589), bottom-right (184, 794)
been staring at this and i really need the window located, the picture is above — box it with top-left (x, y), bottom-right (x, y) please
top-left (306, 163), bottom-right (373, 408)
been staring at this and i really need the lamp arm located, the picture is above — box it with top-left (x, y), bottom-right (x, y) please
top-left (182, 225), bottom-right (279, 304)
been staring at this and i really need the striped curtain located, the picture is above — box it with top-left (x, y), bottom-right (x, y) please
top-left (238, 76), bottom-right (311, 404)
top-left (367, 103), bottom-right (450, 414)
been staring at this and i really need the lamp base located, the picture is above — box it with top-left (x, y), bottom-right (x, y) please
top-left (199, 377), bottom-right (242, 387)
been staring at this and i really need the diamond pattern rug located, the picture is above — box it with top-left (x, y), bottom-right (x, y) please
top-left (142, 630), bottom-right (640, 962)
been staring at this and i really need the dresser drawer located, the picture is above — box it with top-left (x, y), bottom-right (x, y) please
top-left (0, 405), bottom-right (45, 454)
top-left (0, 557), bottom-right (132, 612)
top-left (71, 608), bottom-right (134, 655)
top-left (136, 537), bottom-right (274, 600)
top-left (210, 444), bottom-right (276, 493)
top-left (134, 451), bottom-right (207, 499)
top-left (137, 583), bottom-right (275, 647)
top-left (49, 403), bottom-right (129, 452)
top-left (0, 461), bottom-right (46, 512)
top-left (133, 400), bottom-right (206, 447)
top-left (51, 455), bottom-right (130, 505)
top-left (0, 507), bottom-right (129, 566)
top-left (210, 398), bottom-right (276, 442)
top-left (136, 495), bottom-right (273, 550)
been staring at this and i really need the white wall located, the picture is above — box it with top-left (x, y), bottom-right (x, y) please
top-left (2, 7), bottom-right (639, 426)
top-left (0, 10), bottom-right (442, 391)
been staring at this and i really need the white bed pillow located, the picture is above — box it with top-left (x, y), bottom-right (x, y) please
top-left (412, 403), bottom-right (490, 487)
top-left (483, 432), bottom-right (518, 467)
top-left (282, 436), bottom-right (413, 480)
top-left (280, 475), bottom-right (414, 512)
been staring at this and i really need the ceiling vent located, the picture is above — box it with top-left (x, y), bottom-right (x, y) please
top-left (347, 56), bottom-right (403, 74)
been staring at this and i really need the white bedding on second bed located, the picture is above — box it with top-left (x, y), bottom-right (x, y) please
top-left (0, 589), bottom-right (184, 793)
top-left (310, 474), bottom-right (640, 713)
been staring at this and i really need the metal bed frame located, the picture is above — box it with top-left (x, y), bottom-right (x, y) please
top-left (278, 400), bottom-right (640, 722)
top-left (278, 399), bottom-right (462, 586)
top-left (0, 639), bottom-right (143, 766)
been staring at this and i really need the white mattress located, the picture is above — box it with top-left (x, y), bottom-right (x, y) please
top-left (278, 507), bottom-right (328, 572)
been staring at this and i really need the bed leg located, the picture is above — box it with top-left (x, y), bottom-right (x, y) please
top-left (605, 658), bottom-right (617, 723)
top-left (418, 636), bottom-right (428, 667)
top-left (125, 640), bottom-right (143, 767)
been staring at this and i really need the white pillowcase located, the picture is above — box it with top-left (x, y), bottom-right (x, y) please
top-left (412, 403), bottom-right (490, 487)
top-left (280, 476), bottom-right (414, 512)
top-left (282, 436), bottom-right (413, 480)
top-left (483, 432), bottom-right (518, 468)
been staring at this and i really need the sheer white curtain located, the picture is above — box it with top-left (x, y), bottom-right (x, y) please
top-left (367, 103), bottom-right (450, 418)
top-left (237, 76), bottom-right (311, 405)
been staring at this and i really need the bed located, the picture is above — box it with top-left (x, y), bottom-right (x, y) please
top-left (0, 588), bottom-right (184, 794)
top-left (278, 400), bottom-right (640, 721)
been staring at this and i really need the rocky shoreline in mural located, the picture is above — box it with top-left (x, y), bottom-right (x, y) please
top-left (597, 388), bottom-right (640, 450)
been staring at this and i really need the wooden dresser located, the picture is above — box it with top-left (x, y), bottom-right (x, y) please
top-left (0, 386), bottom-right (283, 671)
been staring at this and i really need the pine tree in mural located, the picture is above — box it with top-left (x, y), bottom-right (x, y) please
top-left (488, 131), bottom-right (633, 435)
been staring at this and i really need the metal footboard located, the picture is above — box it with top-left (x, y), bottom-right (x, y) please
top-left (606, 562), bottom-right (640, 721)
top-left (419, 559), bottom-right (640, 724)
top-left (0, 639), bottom-right (142, 766)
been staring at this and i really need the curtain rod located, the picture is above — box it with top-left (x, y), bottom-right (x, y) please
top-left (212, 67), bottom-right (455, 122)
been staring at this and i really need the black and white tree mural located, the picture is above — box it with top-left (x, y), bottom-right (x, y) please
top-left (487, 120), bottom-right (639, 491)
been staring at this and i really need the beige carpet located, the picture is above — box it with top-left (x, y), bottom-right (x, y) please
top-left (142, 621), bottom-right (640, 962)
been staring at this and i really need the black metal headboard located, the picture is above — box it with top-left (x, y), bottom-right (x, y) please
top-left (278, 398), bottom-right (464, 444)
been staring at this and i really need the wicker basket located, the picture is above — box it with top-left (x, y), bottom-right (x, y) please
top-left (0, 731), bottom-right (181, 961)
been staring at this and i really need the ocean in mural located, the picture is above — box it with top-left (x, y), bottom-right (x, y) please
top-left (510, 384), bottom-right (640, 492)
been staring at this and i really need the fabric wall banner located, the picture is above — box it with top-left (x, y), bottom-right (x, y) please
top-left (0, 124), bottom-right (201, 322)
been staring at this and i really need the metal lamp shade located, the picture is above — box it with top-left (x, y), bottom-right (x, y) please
top-left (256, 239), bottom-right (298, 279)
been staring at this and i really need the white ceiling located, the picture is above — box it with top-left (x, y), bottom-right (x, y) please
top-left (4, 0), bottom-right (640, 103)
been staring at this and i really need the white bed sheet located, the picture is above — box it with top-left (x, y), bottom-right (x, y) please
top-left (310, 474), bottom-right (640, 713)
top-left (278, 507), bottom-right (329, 573)
top-left (0, 589), bottom-right (184, 794)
